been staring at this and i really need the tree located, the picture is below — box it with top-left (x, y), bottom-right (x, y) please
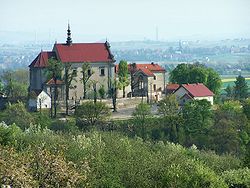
top-left (243, 99), bottom-right (250, 119)
top-left (132, 103), bottom-right (151, 140)
top-left (0, 102), bottom-right (34, 130)
top-left (211, 101), bottom-right (249, 155)
top-left (182, 99), bottom-right (213, 147)
top-left (64, 63), bottom-right (77, 115)
top-left (75, 101), bottom-right (110, 126)
top-left (225, 85), bottom-right (234, 98)
top-left (98, 85), bottom-right (105, 100)
top-left (0, 69), bottom-right (29, 99)
top-left (170, 63), bottom-right (221, 95)
top-left (206, 68), bottom-right (222, 95)
top-left (110, 80), bottom-right (118, 112)
top-left (81, 63), bottom-right (94, 99)
top-left (117, 60), bottom-right (130, 98)
top-left (158, 94), bottom-right (179, 116)
top-left (47, 58), bottom-right (63, 118)
top-left (234, 75), bottom-right (248, 100)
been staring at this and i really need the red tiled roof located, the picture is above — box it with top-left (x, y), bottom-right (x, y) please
top-left (54, 43), bottom-right (114, 63)
top-left (181, 83), bottom-right (214, 97)
top-left (137, 67), bottom-right (155, 77)
top-left (46, 79), bottom-right (64, 85)
top-left (135, 64), bottom-right (165, 72)
top-left (166, 84), bottom-right (180, 91)
top-left (29, 52), bottom-right (56, 68)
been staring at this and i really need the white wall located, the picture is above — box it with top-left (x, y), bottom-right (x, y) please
top-left (29, 91), bottom-right (51, 111)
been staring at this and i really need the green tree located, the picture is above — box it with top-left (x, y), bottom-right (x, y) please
top-left (117, 60), bottom-right (130, 98)
top-left (64, 63), bottom-right (77, 115)
top-left (182, 99), bottom-right (213, 147)
top-left (206, 68), bottom-right (222, 95)
top-left (0, 102), bottom-right (34, 130)
top-left (212, 101), bottom-right (249, 155)
top-left (234, 75), bottom-right (248, 100)
top-left (0, 69), bottom-right (29, 99)
top-left (98, 84), bottom-right (105, 99)
top-left (243, 98), bottom-right (250, 119)
top-left (132, 103), bottom-right (151, 139)
top-left (225, 85), bottom-right (234, 98)
top-left (170, 63), bottom-right (221, 95)
top-left (75, 101), bottom-right (110, 127)
top-left (47, 58), bottom-right (63, 118)
top-left (158, 94), bottom-right (179, 116)
top-left (81, 63), bottom-right (94, 99)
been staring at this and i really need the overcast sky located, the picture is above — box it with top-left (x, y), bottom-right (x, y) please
top-left (1, 0), bottom-right (250, 42)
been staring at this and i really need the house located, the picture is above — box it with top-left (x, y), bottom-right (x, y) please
top-left (29, 24), bottom-right (115, 100)
top-left (173, 83), bottom-right (214, 105)
top-left (129, 62), bottom-right (166, 101)
top-left (166, 84), bottom-right (179, 94)
top-left (28, 90), bottom-right (51, 111)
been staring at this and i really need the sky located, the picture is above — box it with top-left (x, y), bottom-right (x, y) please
top-left (1, 0), bottom-right (250, 43)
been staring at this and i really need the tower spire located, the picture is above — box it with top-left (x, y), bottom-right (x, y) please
top-left (66, 22), bottom-right (72, 45)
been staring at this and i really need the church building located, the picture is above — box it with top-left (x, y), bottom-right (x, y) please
top-left (29, 24), bottom-right (116, 100)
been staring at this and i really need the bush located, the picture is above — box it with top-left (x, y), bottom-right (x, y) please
top-left (75, 101), bottom-right (110, 128)
top-left (0, 101), bottom-right (34, 130)
top-left (222, 168), bottom-right (250, 188)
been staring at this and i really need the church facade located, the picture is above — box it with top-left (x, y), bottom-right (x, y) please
top-left (29, 25), bottom-right (116, 100)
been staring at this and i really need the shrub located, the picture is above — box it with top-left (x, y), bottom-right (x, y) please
top-left (75, 101), bottom-right (110, 128)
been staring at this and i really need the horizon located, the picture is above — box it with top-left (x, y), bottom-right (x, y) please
top-left (1, 0), bottom-right (250, 44)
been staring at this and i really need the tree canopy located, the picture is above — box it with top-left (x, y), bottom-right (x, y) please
top-left (170, 63), bottom-right (222, 94)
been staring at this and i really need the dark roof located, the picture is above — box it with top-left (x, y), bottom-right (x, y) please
top-left (29, 52), bottom-right (56, 68)
top-left (181, 83), bottom-right (214, 97)
top-left (54, 43), bottom-right (114, 63)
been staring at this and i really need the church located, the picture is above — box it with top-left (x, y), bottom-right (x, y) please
top-left (29, 24), bottom-right (116, 101)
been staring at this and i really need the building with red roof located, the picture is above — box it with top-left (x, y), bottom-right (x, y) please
top-left (166, 83), bottom-right (180, 94)
top-left (116, 62), bottom-right (166, 101)
top-left (173, 83), bottom-right (214, 105)
top-left (29, 24), bottom-right (115, 101)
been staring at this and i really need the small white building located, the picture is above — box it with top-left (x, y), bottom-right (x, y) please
top-left (174, 83), bottom-right (214, 105)
top-left (28, 90), bottom-right (51, 111)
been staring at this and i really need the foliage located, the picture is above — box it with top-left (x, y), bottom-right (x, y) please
top-left (182, 99), bottom-right (213, 147)
top-left (117, 60), bottom-right (130, 98)
top-left (0, 69), bottom-right (29, 98)
top-left (234, 75), bottom-right (249, 100)
top-left (132, 103), bottom-right (151, 139)
top-left (0, 122), bottom-right (22, 146)
top-left (170, 63), bottom-right (222, 94)
top-left (0, 121), bottom-right (248, 187)
top-left (64, 63), bottom-right (77, 115)
top-left (211, 101), bottom-right (250, 155)
top-left (47, 57), bottom-right (63, 118)
top-left (221, 168), bottom-right (250, 188)
top-left (98, 84), bottom-right (106, 99)
top-left (75, 101), bottom-right (111, 127)
top-left (0, 101), bottom-right (34, 130)
top-left (81, 63), bottom-right (94, 99)
top-left (158, 94), bottom-right (179, 116)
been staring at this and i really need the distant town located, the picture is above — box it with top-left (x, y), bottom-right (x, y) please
top-left (1, 38), bottom-right (250, 76)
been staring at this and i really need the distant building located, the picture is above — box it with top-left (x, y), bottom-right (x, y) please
top-left (29, 24), bottom-right (115, 101)
top-left (28, 90), bottom-right (51, 111)
top-left (174, 83), bottom-right (214, 105)
top-left (129, 62), bottom-right (166, 101)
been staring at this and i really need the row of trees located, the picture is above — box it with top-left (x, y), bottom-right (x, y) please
top-left (46, 58), bottom-right (130, 117)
